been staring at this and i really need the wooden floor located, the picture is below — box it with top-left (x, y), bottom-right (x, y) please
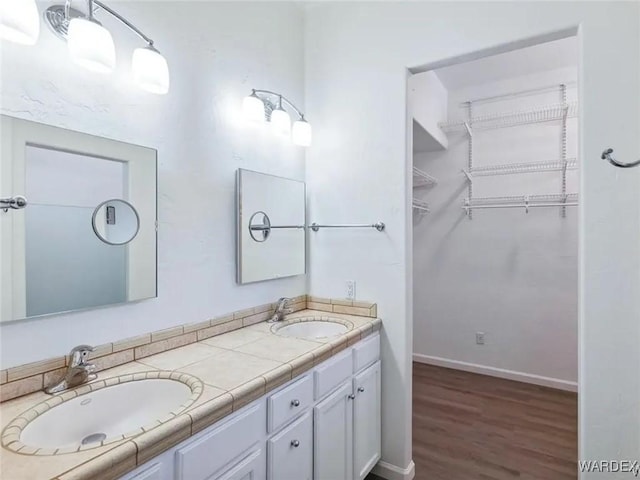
top-left (411, 363), bottom-right (577, 480)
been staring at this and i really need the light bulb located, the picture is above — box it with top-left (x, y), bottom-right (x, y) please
top-left (270, 107), bottom-right (291, 136)
top-left (292, 118), bottom-right (312, 147)
top-left (0, 0), bottom-right (40, 45)
top-left (243, 92), bottom-right (265, 123)
top-left (67, 17), bottom-right (115, 74)
top-left (132, 46), bottom-right (170, 94)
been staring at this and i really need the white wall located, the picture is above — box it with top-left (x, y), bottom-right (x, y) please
top-left (0, 1), bottom-right (307, 367)
top-left (413, 67), bottom-right (579, 390)
top-left (408, 71), bottom-right (448, 150)
top-left (304, 2), bottom-right (639, 476)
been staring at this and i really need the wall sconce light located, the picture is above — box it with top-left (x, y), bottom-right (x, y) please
top-left (243, 89), bottom-right (312, 147)
top-left (1, 0), bottom-right (170, 94)
top-left (0, 0), bottom-right (40, 45)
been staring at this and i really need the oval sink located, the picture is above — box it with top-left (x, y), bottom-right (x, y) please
top-left (274, 318), bottom-right (350, 339)
top-left (2, 372), bottom-right (202, 454)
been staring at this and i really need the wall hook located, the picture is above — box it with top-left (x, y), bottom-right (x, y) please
top-left (601, 148), bottom-right (640, 169)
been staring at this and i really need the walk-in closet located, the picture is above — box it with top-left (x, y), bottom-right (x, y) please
top-left (409, 37), bottom-right (579, 479)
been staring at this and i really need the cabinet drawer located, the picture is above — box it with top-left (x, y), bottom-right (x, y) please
top-left (176, 401), bottom-right (266, 480)
top-left (314, 349), bottom-right (352, 399)
top-left (267, 412), bottom-right (313, 480)
top-left (353, 333), bottom-right (379, 373)
top-left (268, 374), bottom-right (313, 433)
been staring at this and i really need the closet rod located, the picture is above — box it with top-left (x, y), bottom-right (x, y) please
top-left (461, 82), bottom-right (578, 106)
top-left (463, 202), bottom-right (578, 211)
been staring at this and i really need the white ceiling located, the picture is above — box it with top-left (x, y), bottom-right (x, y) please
top-left (433, 37), bottom-right (578, 90)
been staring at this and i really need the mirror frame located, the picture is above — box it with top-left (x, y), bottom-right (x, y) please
top-left (0, 115), bottom-right (158, 322)
top-left (236, 168), bottom-right (306, 284)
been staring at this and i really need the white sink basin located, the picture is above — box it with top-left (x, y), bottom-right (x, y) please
top-left (4, 372), bottom-right (202, 453)
top-left (275, 319), bottom-right (349, 339)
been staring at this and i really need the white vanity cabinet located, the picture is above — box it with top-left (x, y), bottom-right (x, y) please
top-left (268, 412), bottom-right (313, 480)
top-left (313, 361), bottom-right (381, 480)
top-left (119, 333), bottom-right (380, 480)
top-left (353, 361), bottom-right (382, 480)
top-left (216, 448), bottom-right (266, 480)
top-left (313, 381), bottom-right (354, 480)
top-left (125, 462), bottom-right (165, 480)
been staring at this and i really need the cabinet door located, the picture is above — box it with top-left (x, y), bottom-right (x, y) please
top-left (313, 381), bottom-right (353, 480)
top-left (268, 412), bottom-right (313, 480)
top-left (215, 448), bottom-right (266, 480)
top-left (175, 401), bottom-right (265, 480)
top-left (120, 462), bottom-right (163, 480)
top-left (353, 361), bottom-right (381, 480)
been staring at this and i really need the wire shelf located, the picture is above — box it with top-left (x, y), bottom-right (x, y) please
top-left (465, 158), bottom-right (578, 177)
top-left (412, 198), bottom-right (430, 214)
top-left (463, 193), bottom-right (578, 211)
top-left (413, 167), bottom-right (438, 187)
top-left (439, 102), bottom-right (578, 133)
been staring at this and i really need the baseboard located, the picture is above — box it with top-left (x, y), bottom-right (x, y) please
top-left (372, 460), bottom-right (416, 480)
top-left (413, 353), bottom-right (578, 392)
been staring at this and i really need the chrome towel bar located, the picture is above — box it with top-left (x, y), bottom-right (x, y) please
top-left (0, 195), bottom-right (28, 213)
top-left (309, 222), bottom-right (385, 232)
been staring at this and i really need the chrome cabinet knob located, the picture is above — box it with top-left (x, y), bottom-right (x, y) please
top-left (291, 399), bottom-right (300, 407)
top-left (348, 394), bottom-right (356, 400)
top-left (358, 387), bottom-right (365, 393)
top-left (291, 440), bottom-right (300, 448)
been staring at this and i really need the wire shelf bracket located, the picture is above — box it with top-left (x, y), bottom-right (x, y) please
top-left (412, 167), bottom-right (438, 188)
top-left (412, 198), bottom-right (430, 215)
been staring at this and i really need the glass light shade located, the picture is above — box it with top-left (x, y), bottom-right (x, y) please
top-left (270, 108), bottom-right (291, 136)
top-left (243, 94), bottom-right (265, 123)
top-left (0, 0), bottom-right (40, 45)
top-left (132, 47), bottom-right (170, 94)
top-left (292, 119), bottom-right (312, 147)
top-left (67, 18), bottom-right (115, 74)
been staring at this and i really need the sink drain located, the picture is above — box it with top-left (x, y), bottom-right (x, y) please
top-left (81, 433), bottom-right (107, 445)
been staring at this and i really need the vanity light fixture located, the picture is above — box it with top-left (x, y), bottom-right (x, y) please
top-left (270, 97), bottom-right (292, 136)
top-left (0, 0), bottom-right (40, 45)
top-left (12, 0), bottom-right (170, 93)
top-left (243, 89), bottom-right (312, 147)
top-left (67, 14), bottom-right (116, 74)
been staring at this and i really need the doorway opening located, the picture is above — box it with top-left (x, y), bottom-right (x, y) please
top-left (408, 33), bottom-right (579, 479)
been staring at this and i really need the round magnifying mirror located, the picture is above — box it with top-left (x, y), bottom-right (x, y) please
top-left (92, 199), bottom-right (140, 246)
top-left (249, 211), bottom-right (271, 242)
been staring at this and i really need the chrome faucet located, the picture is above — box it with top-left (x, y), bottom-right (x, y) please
top-left (268, 297), bottom-right (293, 323)
top-left (45, 345), bottom-right (97, 394)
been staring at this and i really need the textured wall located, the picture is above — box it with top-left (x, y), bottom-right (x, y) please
top-left (0, 2), bottom-right (307, 366)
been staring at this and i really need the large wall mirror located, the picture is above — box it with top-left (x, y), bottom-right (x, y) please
top-left (0, 116), bottom-right (157, 322)
top-left (236, 169), bottom-right (306, 284)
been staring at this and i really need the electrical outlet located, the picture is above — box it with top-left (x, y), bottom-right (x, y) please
top-left (346, 280), bottom-right (356, 300)
top-left (475, 332), bottom-right (485, 345)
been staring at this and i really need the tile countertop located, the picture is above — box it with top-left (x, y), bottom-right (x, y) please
top-left (0, 310), bottom-right (381, 480)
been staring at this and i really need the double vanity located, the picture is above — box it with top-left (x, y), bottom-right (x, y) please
top-left (0, 105), bottom-right (384, 480)
top-left (0, 307), bottom-right (382, 480)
